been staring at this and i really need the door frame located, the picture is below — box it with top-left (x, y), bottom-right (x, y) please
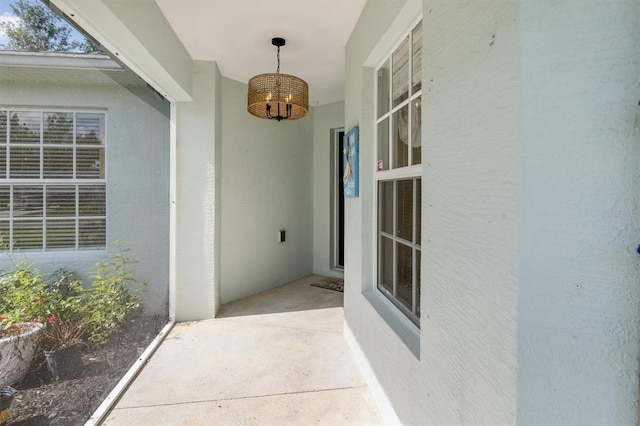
top-left (330, 127), bottom-right (345, 270)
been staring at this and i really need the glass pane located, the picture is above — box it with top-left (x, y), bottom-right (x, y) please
top-left (397, 179), bottom-right (414, 241)
top-left (378, 181), bottom-right (393, 234)
top-left (76, 113), bottom-right (104, 145)
top-left (416, 249), bottom-right (421, 318)
top-left (393, 105), bottom-right (409, 168)
top-left (0, 113), bottom-right (5, 177)
top-left (13, 186), bottom-right (43, 218)
top-left (0, 111), bottom-right (6, 144)
top-left (392, 36), bottom-right (409, 108)
top-left (46, 219), bottom-right (76, 250)
top-left (412, 22), bottom-right (422, 94)
top-left (43, 147), bottom-right (73, 178)
top-left (44, 112), bottom-right (73, 145)
top-left (396, 242), bottom-right (413, 310)
top-left (10, 111), bottom-right (40, 144)
top-left (9, 146), bottom-right (40, 178)
top-left (0, 186), bottom-right (9, 218)
top-left (76, 148), bottom-right (104, 178)
top-left (0, 220), bottom-right (8, 248)
top-left (79, 185), bottom-right (106, 216)
top-left (416, 178), bottom-right (422, 245)
top-left (0, 146), bottom-right (5, 177)
top-left (13, 220), bottom-right (43, 250)
top-left (411, 97), bottom-right (422, 165)
top-left (378, 236), bottom-right (394, 294)
top-left (79, 218), bottom-right (106, 248)
top-left (46, 186), bottom-right (76, 217)
top-left (377, 118), bottom-right (389, 172)
top-left (377, 59), bottom-right (390, 118)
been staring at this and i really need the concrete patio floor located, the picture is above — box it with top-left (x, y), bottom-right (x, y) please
top-left (102, 275), bottom-right (384, 425)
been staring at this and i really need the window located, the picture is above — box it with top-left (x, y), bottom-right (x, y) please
top-left (375, 20), bottom-right (422, 326)
top-left (0, 109), bottom-right (106, 251)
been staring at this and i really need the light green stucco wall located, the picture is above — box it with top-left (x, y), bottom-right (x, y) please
top-left (346, 0), bottom-right (640, 424)
top-left (518, 1), bottom-right (640, 423)
top-left (0, 69), bottom-right (171, 317)
top-left (220, 77), bottom-right (315, 304)
top-left (173, 60), bottom-right (222, 321)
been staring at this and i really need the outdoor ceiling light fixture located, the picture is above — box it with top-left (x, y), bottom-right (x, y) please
top-left (247, 37), bottom-right (308, 121)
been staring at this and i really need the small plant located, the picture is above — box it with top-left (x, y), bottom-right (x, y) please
top-left (39, 270), bottom-right (87, 351)
top-left (84, 241), bottom-right (146, 345)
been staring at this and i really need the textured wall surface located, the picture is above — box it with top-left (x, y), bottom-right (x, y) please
top-left (421, 0), bottom-right (520, 423)
top-left (220, 78), bottom-right (314, 304)
top-left (344, 1), bottom-right (425, 424)
top-left (347, 0), bottom-right (640, 424)
top-left (174, 61), bottom-right (221, 321)
top-left (518, 1), bottom-right (640, 423)
top-left (1, 69), bottom-right (171, 317)
top-left (346, 0), bottom-right (520, 423)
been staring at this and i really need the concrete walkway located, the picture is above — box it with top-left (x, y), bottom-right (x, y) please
top-left (102, 275), bottom-right (383, 425)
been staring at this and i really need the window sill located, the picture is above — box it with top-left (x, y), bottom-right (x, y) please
top-left (6, 249), bottom-right (107, 261)
top-left (363, 289), bottom-right (420, 358)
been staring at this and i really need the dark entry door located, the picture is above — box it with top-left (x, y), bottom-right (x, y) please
top-left (337, 130), bottom-right (345, 267)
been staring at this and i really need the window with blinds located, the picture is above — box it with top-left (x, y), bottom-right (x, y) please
top-left (0, 109), bottom-right (106, 251)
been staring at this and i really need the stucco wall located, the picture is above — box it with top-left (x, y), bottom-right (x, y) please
top-left (345, 0), bottom-right (520, 423)
top-left (518, 1), bottom-right (640, 423)
top-left (344, 0), bottom-right (424, 424)
top-left (220, 77), bottom-right (314, 304)
top-left (173, 61), bottom-right (221, 321)
top-left (347, 0), bottom-right (640, 424)
top-left (0, 73), bottom-right (171, 317)
top-left (420, 1), bottom-right (520, 423)
top-left (312, 101), bottom-right (345, 278)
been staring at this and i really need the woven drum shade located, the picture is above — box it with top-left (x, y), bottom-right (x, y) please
top-left (247, 73), bottom-right (308, 120)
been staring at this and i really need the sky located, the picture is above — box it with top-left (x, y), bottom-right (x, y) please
top-left (0, 0), bottom-right (19, 46)
top-left (0, 0), bottom-right (86, 47)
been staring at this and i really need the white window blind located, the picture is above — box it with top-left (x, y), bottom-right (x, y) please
top-left (0, 109), bottom-right (106, 251)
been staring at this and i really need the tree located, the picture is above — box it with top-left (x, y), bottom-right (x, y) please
top-left (0, 0), bottom-right (100, 53)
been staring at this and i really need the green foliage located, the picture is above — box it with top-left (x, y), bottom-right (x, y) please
top-left (0, 241), bottom-right (146, 349)
top-left (0, 262), bottom-right (49, 326)
top-left (85, 241), bottom-right (145, 345)
top-left (0, 0), bottom-right (101, 53)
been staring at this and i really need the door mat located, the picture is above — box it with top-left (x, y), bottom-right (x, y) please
top-left (311, 278), bottom-right (344, 293)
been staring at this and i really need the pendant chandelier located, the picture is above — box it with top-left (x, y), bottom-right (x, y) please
top-left (247, 37), bottom-right (308, 121)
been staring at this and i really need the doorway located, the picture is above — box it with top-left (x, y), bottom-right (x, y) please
top-left (331, 128), bottom-right (345, 269)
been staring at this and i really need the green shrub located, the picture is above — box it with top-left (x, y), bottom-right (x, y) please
top-left (0, 241), bottom-right (146, 349)
top-left (85, 241), bottom-right (146, 345)
top-left (0, 262), bottom-right (49, 326)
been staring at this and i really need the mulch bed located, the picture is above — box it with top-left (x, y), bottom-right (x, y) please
top-left (6, 314), bottom-right (167, 426)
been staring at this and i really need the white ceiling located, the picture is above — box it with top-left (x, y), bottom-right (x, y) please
top-left (154, 0), bottom-right (367, 106)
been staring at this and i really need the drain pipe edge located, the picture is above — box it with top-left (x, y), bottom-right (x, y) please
top-left (84, 318), bottom-right (176, 426)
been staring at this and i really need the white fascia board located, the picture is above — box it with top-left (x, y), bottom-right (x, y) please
top-left (49, 0), bottom-right (193, 102)
top-left (0, 51), bottom-right (120, 70)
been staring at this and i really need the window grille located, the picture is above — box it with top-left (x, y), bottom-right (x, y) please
top-left (0, 109), bottom-right (106, 251)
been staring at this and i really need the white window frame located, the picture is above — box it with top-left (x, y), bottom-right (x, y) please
top-left (0, 108), bottom-right (107, 252)
top-left (374, 18), bottom-right (422, 328)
